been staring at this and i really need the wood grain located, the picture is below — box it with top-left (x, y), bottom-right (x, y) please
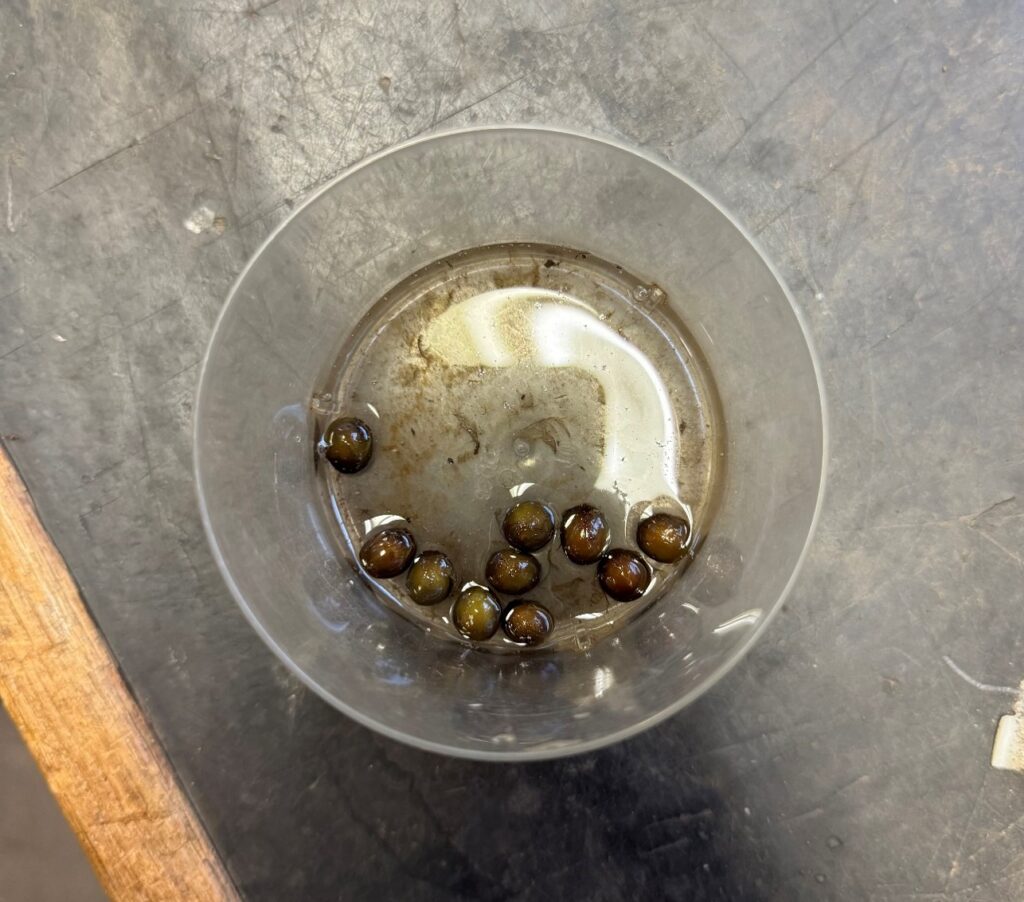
top-left (0, 450), bottom-right (238, 901)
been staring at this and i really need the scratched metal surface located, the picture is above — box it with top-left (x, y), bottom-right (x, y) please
top-left (2, 0), bottom-right (1022, 898)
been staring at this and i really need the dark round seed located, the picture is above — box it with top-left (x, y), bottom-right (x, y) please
top-left (597, 549), bottom-right (651, 601)
top-left (502, 600), bottom-right (553, 647)
top-left (405, 551), bottom-right (454, 605)
top-left (321, 416), bottom-right (373, 473)
top-left (359, 527), bottom-right (416, 578)
top-left (637, 512), bottom-right (691, 563)
top-left (560, 504), bottom-right (610, 564)
top-left (485, 549), bottom-right (541, 595)
top-left (451, 585), bottom-right (502, 641)
top-left (502, 501), bottom-right (556, 552)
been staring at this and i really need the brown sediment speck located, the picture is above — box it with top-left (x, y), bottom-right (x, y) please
top-left (416, 334), bottom-right (431, 361)
top-left (455, 413), bottom-right (481, 455)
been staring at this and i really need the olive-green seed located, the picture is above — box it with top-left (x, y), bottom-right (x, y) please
top-left (359, 527), bottom-right (416, 579)
top-left (597, 548), bottom-right (651, 602)
top-left (636, 512), bottom-right (691, 563)
top-left (321, 416), bottom-right (373, 473)
top-left (560, 504), bottom-right (610, 564)
top-left (406, 551), bottom-right (455, 605)
top-left (485, 548), bottom-right (541, 595)
top-left (451, 585), bottom-right (502, 641)
top-left (502, 500), bottom-right (556, 552)
top-left (502, 600), bottom-right (553, 646)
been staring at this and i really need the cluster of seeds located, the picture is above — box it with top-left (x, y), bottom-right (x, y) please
top-left (321, 416), bottom-right (692, 648)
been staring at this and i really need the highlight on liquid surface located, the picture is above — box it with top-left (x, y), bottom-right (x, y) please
top-left (313, 243), bottom-right (724, 652)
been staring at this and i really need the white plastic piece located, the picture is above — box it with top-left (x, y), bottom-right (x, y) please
top-left (992, 715), bottom-right (1024, 772)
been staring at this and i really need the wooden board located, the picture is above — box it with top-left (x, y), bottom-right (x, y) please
top-left (0, 450), bottom-right (238, 901)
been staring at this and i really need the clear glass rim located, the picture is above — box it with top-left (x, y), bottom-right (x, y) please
top-left (193, 123), bottom-right (830, 762)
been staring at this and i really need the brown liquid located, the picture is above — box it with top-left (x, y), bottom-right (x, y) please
top-left (313, 243), bottom-right (724, 652)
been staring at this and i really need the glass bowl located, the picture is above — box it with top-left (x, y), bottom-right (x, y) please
top-left (194, 125), bottom-right (827, 761)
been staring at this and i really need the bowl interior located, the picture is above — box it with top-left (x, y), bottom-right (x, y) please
top-left (195, 126), bottom-right (826, 760)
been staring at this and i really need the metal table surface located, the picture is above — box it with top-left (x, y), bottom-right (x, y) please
top-left (2, 0), bottom-right (1022, 898)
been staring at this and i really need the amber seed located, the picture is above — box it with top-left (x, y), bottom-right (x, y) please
top-left (451, 585), bottom-right (502, 641)
top-left (321, 416), bottom-right (373, 473)
top-left (502, 501), bottom-right (556, 552)
top-left (502, 601), bottom-right (553, 647)
top-left (359, 527), bottom-right (416, 579)
top-left (406, 551), bottom-right (455, 605)
top-left (636, 512), bottom-right (691, 563)
top-left (597, 549), bottom-right (651, 602)
top-left (560, 504), bottom-right (610, 564)
top-left (485, 549), bottom-right (541, 595)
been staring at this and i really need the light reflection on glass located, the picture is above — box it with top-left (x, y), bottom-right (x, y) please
top-left (361, 512), bottom-right (406, 533)
top-left (713, 609), bottom-right (763, 635)
top-left (423, 287), bottom-right (680, 504)
top-left (593, 666), bottom-right (614, 699)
